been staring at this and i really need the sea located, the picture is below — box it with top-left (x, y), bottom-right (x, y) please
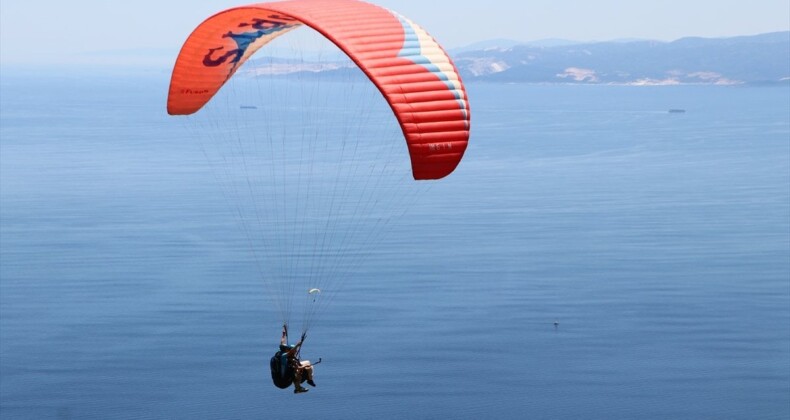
top-left (1, 69), bottom-right (789, 419)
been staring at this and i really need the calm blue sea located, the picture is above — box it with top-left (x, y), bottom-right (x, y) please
top-left (1, 69), bottom-right (789, 419)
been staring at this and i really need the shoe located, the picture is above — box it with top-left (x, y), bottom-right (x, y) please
top-left (294, 387), bottom-right (308, 394)
top-left (307, 380), bottom-right (316, 387)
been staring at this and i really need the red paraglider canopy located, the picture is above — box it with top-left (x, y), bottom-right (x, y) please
top-left (168, 0), bottom-right (470, 180)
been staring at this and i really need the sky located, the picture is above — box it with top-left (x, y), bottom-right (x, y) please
top-left (1, 0), bottom-right (789, 65)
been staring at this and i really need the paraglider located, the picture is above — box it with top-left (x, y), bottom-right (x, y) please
top-left (271, 324), bottom-right (317, 393)
top-left (168, 0), bottom-right (470, 392)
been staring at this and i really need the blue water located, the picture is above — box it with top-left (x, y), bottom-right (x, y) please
top-left (1, 71), bottom-right (789, 419)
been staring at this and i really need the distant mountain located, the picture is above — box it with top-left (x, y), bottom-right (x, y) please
top-left (234, 32), bottom-right (789, 85)
top-left (453, 32), bottom-right (790, 85)
top-left (450, 38), bottom-right (582, 54)
top-left (450, 39), bottom-right (527, 54)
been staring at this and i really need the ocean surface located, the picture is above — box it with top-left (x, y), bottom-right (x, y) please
top-left (1, 70), bottom-right (789, 419)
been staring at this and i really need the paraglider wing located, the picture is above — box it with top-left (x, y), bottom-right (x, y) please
top-left (168, 0), bottom-right (470, 180)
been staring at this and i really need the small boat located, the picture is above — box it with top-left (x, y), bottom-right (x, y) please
top-left (668, 109), bottom-right (686, 113)
top-left (240, 105), bottom-right (258, 110)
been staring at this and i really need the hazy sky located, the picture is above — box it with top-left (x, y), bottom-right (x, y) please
top-left (1, 0), bottom-right (788, 65)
